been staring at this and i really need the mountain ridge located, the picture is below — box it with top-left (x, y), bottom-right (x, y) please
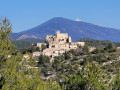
top-left (12, 17), bottom-right (120, 42)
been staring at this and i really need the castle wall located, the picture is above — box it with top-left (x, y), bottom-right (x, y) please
top-left (37, 43), bottom-right (46, 48)
top-left (59, 43), bottom-right (70, 49)
top-left (68, 37), bottom-right (72, 43)
top-left (76, 42), bottom-right (85, 47)
top-left (46, 35), bottom-right (56, 42)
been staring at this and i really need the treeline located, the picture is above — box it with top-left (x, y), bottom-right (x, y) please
top-left (12, 40), bottom-right (33, 49)
top-left (79, 38), bottom-right (120, 48)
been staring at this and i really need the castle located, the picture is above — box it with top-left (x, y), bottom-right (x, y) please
top-left (35, 31), bottom-right (85, 58)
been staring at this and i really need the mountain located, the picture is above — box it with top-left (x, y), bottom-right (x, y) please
top-left (16, 34), bottom-right (45, 43)
top-left (10, 33), bottom-right (44, 43)
top-left (10, 33), bottom-right (22, 40)
top-left (15, 17), bottom-right (120, 42)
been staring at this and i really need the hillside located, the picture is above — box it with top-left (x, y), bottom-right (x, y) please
top-left (16, 17), bottom-right (120, 42)
top-left (79, 38), bottom-right (120, 48)
top-left (10, 33), bottom-right (45, 43)
top-left (12, 40), bottom-right (33, 49)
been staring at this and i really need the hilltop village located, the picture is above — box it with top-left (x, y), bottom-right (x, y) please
top-left (32, 31), bottom-right (85, 59)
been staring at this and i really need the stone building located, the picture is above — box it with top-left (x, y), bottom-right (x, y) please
top-left (46, 30), bottom-right (72, 49)
top-left (32, 52), bottom-right (42, 57)
top-left (37, 43), bottom-right (46, 50)
top-left (35, 30), bottom-right (85, 58)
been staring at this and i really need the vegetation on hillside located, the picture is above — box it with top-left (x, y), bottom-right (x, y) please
top-left (12, 40), bottom-right (33, 49)
top-left (0, 17), bottom-right (61, 90)
top-left (79, 38), bottom-right (120, 48)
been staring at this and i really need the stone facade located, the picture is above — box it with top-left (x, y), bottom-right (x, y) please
top-left (32, 52), bottom-right (42, 57)
top-left (46, 30), bottom-right (72, 49)
top-left (37, 43), bottom-right (46, 49)
top-left (34, 30), bottom-right (85, 58)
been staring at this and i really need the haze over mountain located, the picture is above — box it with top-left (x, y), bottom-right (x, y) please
top-left (12, 17), bottom-right (120, 42)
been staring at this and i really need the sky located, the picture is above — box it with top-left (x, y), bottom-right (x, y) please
top-left (0, 0), bottom-right (120, 33)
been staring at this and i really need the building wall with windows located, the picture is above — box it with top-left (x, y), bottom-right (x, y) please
top-left (35, 30), bottom-right (85, 58)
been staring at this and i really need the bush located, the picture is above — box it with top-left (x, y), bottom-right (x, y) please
top-left (65, 52), bottom-right (71, 60)
top-left (38, 55), bottom-right (50, 65)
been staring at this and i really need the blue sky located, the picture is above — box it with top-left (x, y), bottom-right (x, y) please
top-left (1, 0), bottom-right (120, 32)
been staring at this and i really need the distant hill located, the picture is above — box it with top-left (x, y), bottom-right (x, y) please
top-left (10, 33), bottom-right (45, 43)
top-left (12, 40), bottom-right (33, 49)
top-left (12, 17), bottom-right (120, 42)
top-left (10, 33), bottom-right (22, 40)
top-left (79, 38), bottom-right (120, 48)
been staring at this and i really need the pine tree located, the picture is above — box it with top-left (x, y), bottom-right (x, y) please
top-left (0, 17), bottom-right (61, 90)
top-left (0, 17), bottom-right (16, 68)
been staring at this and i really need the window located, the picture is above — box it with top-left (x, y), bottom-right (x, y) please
top-left (52, 45), bottom-right (55, 48)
